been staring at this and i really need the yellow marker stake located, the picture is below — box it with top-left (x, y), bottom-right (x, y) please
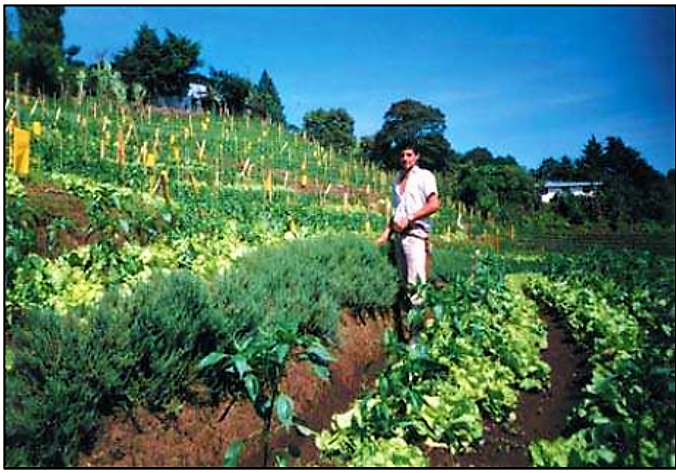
top-left (13, 128), bottom-right (31, 177)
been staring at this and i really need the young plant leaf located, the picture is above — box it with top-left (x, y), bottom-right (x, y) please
top-left (198, 352), bottom-right (226, 370)
top-left (232, 354), bottom-right (250, 378)
top-left (274, 394), bottom-right (295, 428)
top-left (294, 422), bottom-right (316, 437)
top-left (274, 451), bottom-right (290, 467)
top-left (244, 373), bottom-right (259, 402)
top-left (274, 343), bottom-right (291, 365)
top-left (310, 363), bottom-right (331, 380)
top-left (223, 439), bottom-right (244, 467)
top-left (306, 344), bottom-right (334, 366)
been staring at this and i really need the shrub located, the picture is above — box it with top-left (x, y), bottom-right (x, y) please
top-left (4, 308), bottom-right (126, 467)
top-left (125, 270), bottom-right (228, 410)
top-left (213, 235), bottom-right (398, 343)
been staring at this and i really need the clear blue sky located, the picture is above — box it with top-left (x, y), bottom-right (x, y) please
top-left (57, 5), bottom-right (675, 173)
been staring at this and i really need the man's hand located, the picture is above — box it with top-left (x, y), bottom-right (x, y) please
top-left (375, 228), bottom-right (390, 246)
top-left (392, 213), bottom-right (410, 232)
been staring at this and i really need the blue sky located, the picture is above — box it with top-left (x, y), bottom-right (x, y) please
top-left (56, 5), bottom-right (675, 173)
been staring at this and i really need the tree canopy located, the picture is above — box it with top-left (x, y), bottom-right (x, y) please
top-left (6, 6), bottom-right (80, 95)
top-left (455, 147), bottom-right (537, 221)
top-left (533, 135), bottom-right (674, 227)
top-left (209, 69), bottom-right (253, 115)
top-left (302, 108), bottom-right (356, 156)
top-left (113, 23), bottom-right (201, 101)
top-left (370, 99), bottom-right (453, 172)
top-left (246, 70), bottom-right (286, 125)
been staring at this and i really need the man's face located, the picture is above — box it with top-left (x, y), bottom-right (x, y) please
top-left (400, 148), bottom-right (418, 171)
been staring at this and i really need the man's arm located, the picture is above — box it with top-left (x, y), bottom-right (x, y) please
top-left (375, 220), bottom-right (392, 246)
top-left (406, 193), bottom-right (440, 224)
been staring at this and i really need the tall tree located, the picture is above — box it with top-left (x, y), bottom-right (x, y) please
top-left (302, 108), bottom-right (356, 156)
top-left (113, 24), bottom-right (162, 98)
top-left (247, 70), bottom-right (285, 125)
top-left (159, 30), bottom-right (201, 97)
top-left (15, 6), bottom-right (67, 95)
top-left (576, 134), bottom-right (605, 181)
top-left (371, 99), bottom-right (452, 171)
top-left (114, 23), bottom-right (201, 101)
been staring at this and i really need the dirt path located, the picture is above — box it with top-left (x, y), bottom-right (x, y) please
top-left (429, 309), bottom-right (590, 467)
top-left (78, 311), bottom-right (390, 467)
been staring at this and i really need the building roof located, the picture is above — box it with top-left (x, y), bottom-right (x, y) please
top-left (542, 180), bottom-right (603, 188)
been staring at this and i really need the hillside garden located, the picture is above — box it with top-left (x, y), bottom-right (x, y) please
top-left (3, 94), bottom-right (675, 467)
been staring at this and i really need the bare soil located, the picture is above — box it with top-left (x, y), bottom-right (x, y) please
top-left (24, 183), bottom-right (92, 257)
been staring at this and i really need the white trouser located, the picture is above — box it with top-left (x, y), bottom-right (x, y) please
top-left (395, 235), bottom-right (428, 285)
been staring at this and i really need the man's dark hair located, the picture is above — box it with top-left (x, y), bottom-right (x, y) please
top-left (398, 140), bottom-right (420, 155)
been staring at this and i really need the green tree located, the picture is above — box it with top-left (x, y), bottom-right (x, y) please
top-left (576, 134), bottom-right (605, 181)
top-left (302, 108), bottom-right (356, 156)
top-left (533, 155), bottom-right (577, 182)
top-left (247, 70), bottom-right (286, 125)
top-left (209, 69), bottom-right (253, 115)
top-left (599, 136), bottom-right (670, 226)
top-left (114, 23), bottom-right (201, 101)
top-left (456, 149), bottom-right (536, 221)
top-left (371, 99), bottom-right (452, 171)
top-left (14, 6), bottom-right (74, 95)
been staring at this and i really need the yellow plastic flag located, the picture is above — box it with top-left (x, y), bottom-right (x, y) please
top-left (300, 173), bottom-right (308, 188)
top-left (145, 153), bottom-right (157, 168)
top-left (32, 121), bottom-right (42, 137)
top-left (13, 128), bottom-right (31, 177)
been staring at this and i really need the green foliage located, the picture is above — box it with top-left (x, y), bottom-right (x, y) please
top-left (113, 23), bottom-right (201, 100)
top-left (213, 235), bottom-right (398, 342)
top-left (303, 107), bottom-right (356, 156)
top-left (455, 150), bottom-right (537, 221)
top-left (126, 270), bottom-right (228, 410)
top-left (4, 306), bottom-right (130, 467)
top-left (246, 69), bottom-right (285, 125)
top-left (4, 234), bottom-right (397, 467)
top-left (316, 255), bottom-right (550, 465)
top-left (209, 69), bottom-right (253, 115)
top-left (199, 324), bottom-right (332, 466)
top-left (526, 251), bottom-right (675, 467)
top-left (90, 61), bottom-right (127, 104)
top-left (533, 135), bottom-right (675, 228)
top-left (370, 98), bottom-right (452, 171)
top-left (13, 6), bottom-right (68, 95)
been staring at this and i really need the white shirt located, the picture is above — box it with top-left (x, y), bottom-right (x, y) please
top-left (392, 165), bottom-right (438, 237)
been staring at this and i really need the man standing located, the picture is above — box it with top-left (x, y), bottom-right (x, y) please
top-left (376, 143), bottom-right (440, 338)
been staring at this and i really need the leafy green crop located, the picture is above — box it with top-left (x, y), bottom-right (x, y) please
top-left (316, 253), bottom-right (550, 466)
top-left (526, 251), bottom-right (675, 467)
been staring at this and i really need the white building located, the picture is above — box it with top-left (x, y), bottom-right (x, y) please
top-left (540, 181), bottom-right (603, 204)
